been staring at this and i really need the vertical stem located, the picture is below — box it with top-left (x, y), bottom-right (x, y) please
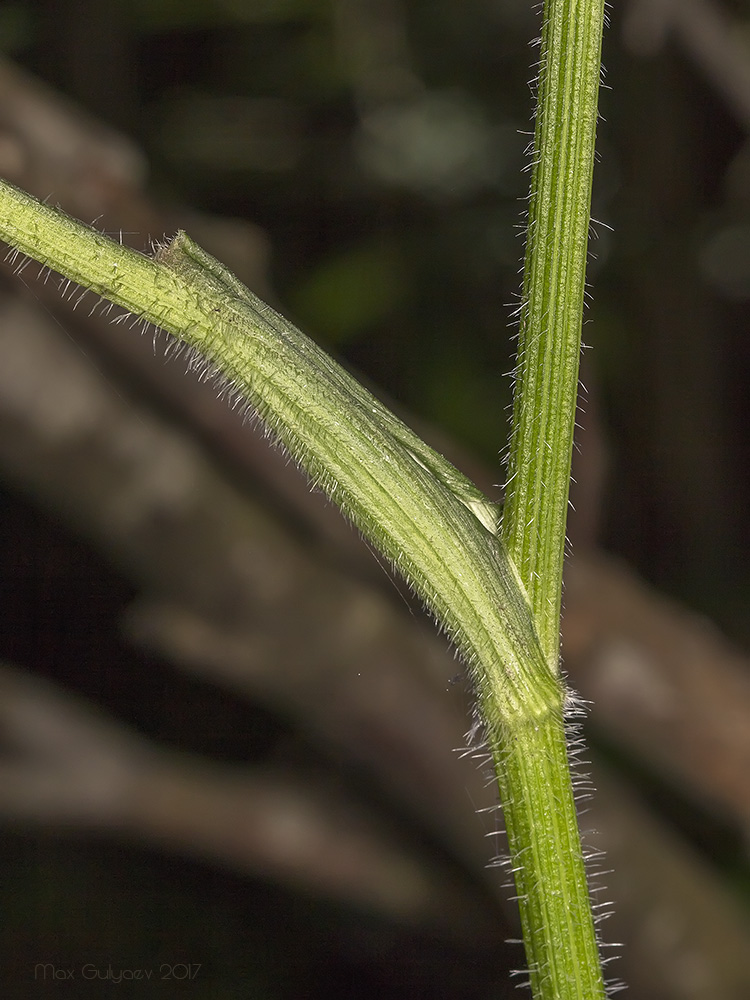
top-left (487, 714), bottom-right (606, 1000)
top-left (494, 2), bottom-right (609, 997)
top-left (502, 0), bottom-right (606, 667)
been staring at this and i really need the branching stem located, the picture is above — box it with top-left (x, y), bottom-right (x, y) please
top-left (0, 3), bottom-right (608, 995)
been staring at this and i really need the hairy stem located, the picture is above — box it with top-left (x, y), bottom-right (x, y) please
top-left (0, 181), bottom-right (556, 726)
top-left (0, 5), bottom-right (608, 991)
top-left (496, 0), bottom-right (608, 996)
top-left (502, 0), bottom-right (606, 668)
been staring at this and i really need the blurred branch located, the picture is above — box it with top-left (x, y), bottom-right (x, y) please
top-left (565, 552), bottom-right (750, 827)
top-left (0, 286), bottom-right (492, 884)
top-left (584, 760), bottom-right (750, 1000)
top-left (0, 661), bottom-right (497, 937)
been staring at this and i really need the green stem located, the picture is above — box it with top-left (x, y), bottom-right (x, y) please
top-left (0, 184), bottom-right (555, 724)
top-left (491, 717), bottom-right (605, 1000)
top-left (0, 5), bottom-right (608, 988)
top-left (502, 0), bottom-right (606, 667)
top-left (495, 0), bottom-right (608, 995)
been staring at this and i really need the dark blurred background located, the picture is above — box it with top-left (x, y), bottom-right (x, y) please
top-left (6, 0), bottom-right (750, 635)
top-left (1, 1), bottom-right (749, 998)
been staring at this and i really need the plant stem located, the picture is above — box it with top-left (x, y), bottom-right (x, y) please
top-left (0, 4), bottom-right (608, 989)
top-left (0, 180), bottom-right (557, 727)
top-left (502, 0), bottom-right (606, 667)
top-left (493, 1), bottom-right (608, 996)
